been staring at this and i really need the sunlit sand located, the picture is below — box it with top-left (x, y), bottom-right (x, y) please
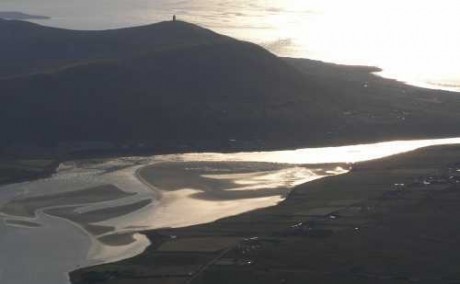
top-left (0, 137), bottom-right (460, 284)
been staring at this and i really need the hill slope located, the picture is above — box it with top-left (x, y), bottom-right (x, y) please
top-left (0, 19), bottom-right (229, 77)
top-left (1, 20), bottom-right (459, 154)
top-left (0, 20), bottom-right (333, 149)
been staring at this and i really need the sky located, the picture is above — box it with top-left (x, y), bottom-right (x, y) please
top-left (0, 0), bottom-right (459, 91)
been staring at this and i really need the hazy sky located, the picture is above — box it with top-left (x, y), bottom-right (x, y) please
top-left (1, 0), bottom-right (459, 91)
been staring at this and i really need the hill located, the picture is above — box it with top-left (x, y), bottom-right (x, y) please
top-left (0, 20), bottom-right (334, 150)
top-left (0, 19), bottom-right (228, 77)
top-left (0, 20), bottom-right (459, 155)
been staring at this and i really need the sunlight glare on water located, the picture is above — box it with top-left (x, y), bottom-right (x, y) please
top-left (0, 137), bottom-right (460, 284)
top-left (163, 137), bottom-right (460, 164)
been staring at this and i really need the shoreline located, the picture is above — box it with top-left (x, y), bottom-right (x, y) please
top-left (71, 144), bottom-right (460, 284)
top-left (1, 18), bottom-right (459, 284)
top-left (134, 166), bottom-right (164, 206)
top-left (3, 52), bottom-right (460, 171)
top-left (1, 137), bottom-right (460, 283)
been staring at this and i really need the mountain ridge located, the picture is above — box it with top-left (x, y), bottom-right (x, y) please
top-left (1, 20), bottom-right (330, 148)
top-left (1, 20), bottom-right (460, 154)
top-left (0, 20), bottom-right (231, 78)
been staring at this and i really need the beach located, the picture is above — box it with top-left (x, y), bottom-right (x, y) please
top-left (72, 144), bottom-right (460, 284)
top-left (1, 138), bottom-right (460, 283)
top-left (0, 3), bottom-right (459, 283)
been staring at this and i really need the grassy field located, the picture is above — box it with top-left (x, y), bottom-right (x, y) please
top-left (71, 145), bottom-right (460, 284)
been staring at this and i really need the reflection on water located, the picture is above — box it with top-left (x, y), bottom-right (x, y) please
top-left (201, 167), bottom-right (336, 191)
top-left (0, 137), bottom-right (460, 284)
top-left (159, 137), bottom-right (460, 164)
top-left (1, 0), bottom-right (459, 91)
top-left (136, 162), bottom-right (348, 229)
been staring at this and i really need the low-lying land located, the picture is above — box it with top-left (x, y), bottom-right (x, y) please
top-left (71, 145), bottom-right (460, 283)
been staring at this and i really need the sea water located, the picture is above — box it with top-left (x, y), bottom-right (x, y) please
top-left (0, 137), bottom-right (460, 284)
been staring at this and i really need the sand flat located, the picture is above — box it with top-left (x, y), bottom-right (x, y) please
top-left (45, 199), bottom-right (153, 224)
top-left (0, 184), bottom-right (135, 217)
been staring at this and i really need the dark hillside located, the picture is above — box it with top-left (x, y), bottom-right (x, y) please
top-left (0, 22), bottom-right (331, 148)
top-left (1, 21), bottom-right (459, 154)
top-left (0, 20), bottom-right (229, 77)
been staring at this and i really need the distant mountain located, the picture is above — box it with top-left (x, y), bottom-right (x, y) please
top-left (1, 20), bottom-right (459, 153)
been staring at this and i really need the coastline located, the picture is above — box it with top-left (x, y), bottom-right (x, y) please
top-left (134, 166), bottom-right (164, 206)
top-left (0, 152), bottom-right (340, 284)
top-left (2, 54), bottom-right (460, 179)
top-left (71, 144), bottom-right (460, 284)
top-left (133, 160), bottom-right (334, 230)
top-left (0, 18), bottom-right (459, 284)
top-left (1, 137), bottom-right (460, 284)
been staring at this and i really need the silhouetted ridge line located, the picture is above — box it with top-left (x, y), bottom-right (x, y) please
top-left (0, 20), bottom-right (459, 154)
